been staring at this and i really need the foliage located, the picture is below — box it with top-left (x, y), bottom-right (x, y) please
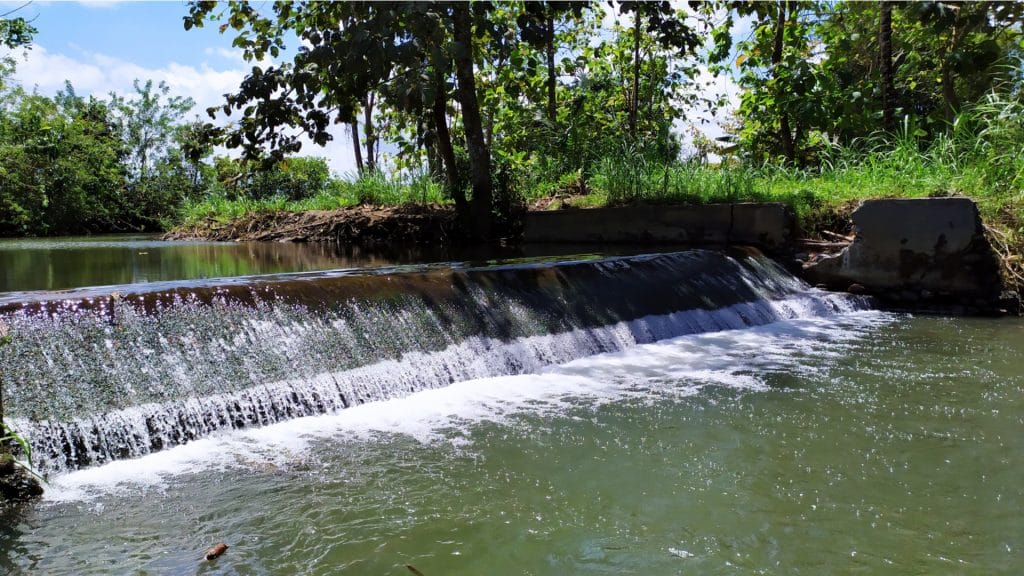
top-left (0, 421), bottom-right (35, 475)
top-left (704, 0), bottom-right (1024, 165)
top-left (0, 82), bottom-right (128, 235)
top-left (211, 156), bottom-right (332, 201)
top-left (107, 80), bottom-right (201, 227)
top-left (2, 1), bottom-right (1024, 243)
top-left (0, 14), bottom-right (35, 49)
top-left (182, 1), bottom-right (498, 228)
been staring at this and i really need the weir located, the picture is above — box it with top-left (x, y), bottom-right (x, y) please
top-left (1, 249), bottom-right (867, 474)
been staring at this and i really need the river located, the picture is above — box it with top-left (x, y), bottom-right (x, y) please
top-left (0, 237), bottom-right (1020, 575)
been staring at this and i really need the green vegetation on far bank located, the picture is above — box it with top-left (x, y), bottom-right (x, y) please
top-left (3, 1), bottom-right (1023, 252)
top-left (182, 91), bottom-right (1024, 245)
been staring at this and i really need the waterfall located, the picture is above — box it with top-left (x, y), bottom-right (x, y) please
top-left (0, 249), bottom-right (868, 473)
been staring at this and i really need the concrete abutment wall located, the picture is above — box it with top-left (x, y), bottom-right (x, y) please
top-left (523, 203), bottom-right (794, 250)
top-left (522, 199), bottom-right (1011, 314)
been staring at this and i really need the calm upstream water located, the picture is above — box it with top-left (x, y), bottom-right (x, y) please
top-left (0, 235), bottom-right (455, 295)
top-left (2, 313), bottom-right (1021, 575)
top-left (0, 237), bottom-right (1021, 575)
top-left (0, 235), bottom-right (669, 296)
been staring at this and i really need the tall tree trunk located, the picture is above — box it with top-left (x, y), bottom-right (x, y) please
top-left (879, 0), bottom-right (895, 132)
top-left (772, 0), bottom-right (795, 163)
top-left (941, 20), bottom-right (963, 122)
top-left (363, 93), bottom-right (377, 172)
top-left (629, 8), bottom-right (642, 138)
top-left (941, 63), bottom-right (961, 121)
top-left (545, 6), bottom-right (557, 123)
top-left (431, 68), bottom-right (466, 216)
top-left (350, 118), bottom-right (364, 174)
top-left (452, 3), bottom-right (493, 239)
top-left (939, 10), bottom-right (968, 123)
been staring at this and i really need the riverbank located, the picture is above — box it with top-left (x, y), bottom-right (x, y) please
top-left (164, 197), bottom-right (1020, 316)
top-left (165, 203), bottom-right (461, 245)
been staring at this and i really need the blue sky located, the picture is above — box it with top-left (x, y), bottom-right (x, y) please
top-left (0, 0), bottom-right (360, 167)
top-left (2, 1), bottom-right (742, 173)
top-left (20, 1), bottom-right (232, 69)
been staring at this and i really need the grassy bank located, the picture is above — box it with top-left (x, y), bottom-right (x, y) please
top-left (177, 97), bottom-right (1023, 278)
top-left (179, 170), bottom-right (447, 224)
top-left (179, 149), bottom-right (1024, 230)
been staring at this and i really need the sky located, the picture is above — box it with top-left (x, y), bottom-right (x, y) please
top-left (2, 0), bottom-right (742, 174)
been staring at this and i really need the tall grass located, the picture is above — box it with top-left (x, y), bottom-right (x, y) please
top-left (180, 169), bottom-right (446, 224)
top-left (591, 157), bottom-right (761, 205)
top-left (760, 93), bottom-right (1024, 223)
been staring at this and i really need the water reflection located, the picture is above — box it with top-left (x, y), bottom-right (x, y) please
top-left (0, 235), bottom-right (461, 293)
top-left (0, 235), bottom-right (687, 294)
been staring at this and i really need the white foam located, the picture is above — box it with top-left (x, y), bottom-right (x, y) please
top-left (43, 310), bottom-right (892, 503)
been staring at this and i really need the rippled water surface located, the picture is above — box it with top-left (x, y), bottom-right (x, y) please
top-left (2, 313), bottom-right (1022, 575)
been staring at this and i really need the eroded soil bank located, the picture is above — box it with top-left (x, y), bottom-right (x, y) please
top-left (165, 204), bottom-right (461, 245)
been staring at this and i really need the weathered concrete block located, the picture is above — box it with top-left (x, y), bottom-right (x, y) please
top-left (729, 203), bottom-right (794, 249)
top-left (522, 203), bottom-right (792, 249)
top-left (805, 198), bottom-right (1003, 304)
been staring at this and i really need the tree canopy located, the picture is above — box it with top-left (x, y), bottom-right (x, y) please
top-left (2, 1), bottom-right (1023, 237)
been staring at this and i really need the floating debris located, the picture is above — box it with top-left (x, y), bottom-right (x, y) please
top-left (204, 543), bottom-right (228, 561)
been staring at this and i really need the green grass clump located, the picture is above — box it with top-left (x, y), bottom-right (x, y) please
top-left (180, 170), bottom-right (446, 224)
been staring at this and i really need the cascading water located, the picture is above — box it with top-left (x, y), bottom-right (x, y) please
top-left (0, 248), bottom-right (868, 474)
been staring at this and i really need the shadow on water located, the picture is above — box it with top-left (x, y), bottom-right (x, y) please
top-left (0, 505), bottom-right (31, 574)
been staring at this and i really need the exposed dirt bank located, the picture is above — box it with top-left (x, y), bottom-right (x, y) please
top-left (165, 204), bottom-right (460, 245)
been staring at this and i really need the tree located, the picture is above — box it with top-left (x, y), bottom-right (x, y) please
top-left (450, 2), bottom-right (492, 237)
top-left (813, 1), bottom-right (1022, 143)
top-left (515, 2), bottom-right (590, 124)
top-left (0, 6), bottom-right (35, 50)
top-left (617, 2), bottom-right (700, 140)
top-left (908, 1), bottom-right (1023, 122)
top-left (705, 1), bottom-right (836, 163)
top-left (106, 80), bottom-right (196, 227)
top-left (184, 1), bottom-right (507, 238)
top-left (110, 80), bottom-right (195, 184)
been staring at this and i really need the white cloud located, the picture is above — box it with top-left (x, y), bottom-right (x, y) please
top-left (13, 44), bottom-right (238, 111)
top-left (203, 46), bottom-right (245, 62)
top-left (10, 44), bottom-right (359, 174)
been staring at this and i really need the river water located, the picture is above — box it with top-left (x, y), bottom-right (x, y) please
top-left (2, 313), bottom-right (1021, 574)
top-left (0, 235), bottom-right (667, 295)
top-left (0, 238), bottom-right (1021, 575)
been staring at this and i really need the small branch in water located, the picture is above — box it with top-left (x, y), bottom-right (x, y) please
top-left (405, 565), bottom-right (426, 576)
top-left (820, 230), bottom-right (854, 242)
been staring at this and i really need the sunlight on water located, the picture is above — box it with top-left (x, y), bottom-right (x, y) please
top-left (4, 313), bottom-right (1022, 575)
top-left (43, 311), bottom-right (893, 502)
top-left (2, 249), bottom-right (1021, 575)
